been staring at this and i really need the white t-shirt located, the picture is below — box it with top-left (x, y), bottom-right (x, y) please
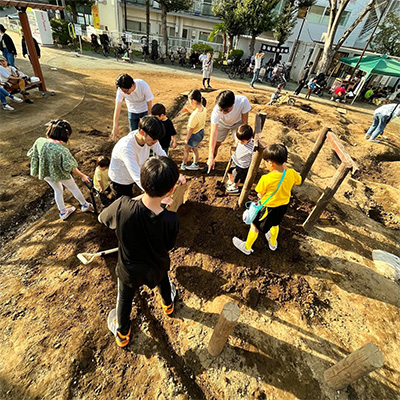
top-left (375, 103), bottom-right (400, 120)
top-left (115, 79), bottom-right (154, 114)
top-left (254, 56), bottom-right (262, 69)
top-left (232, 139), bottom-right (254, 168)
top-left (0, 66), bottom-right (9, 85)
top-left (199, 54), bottom-right (207, 62)
top-left (211, 95), bottom-right (251, 126)
top-left (108, 130), bottom-right (166, 189)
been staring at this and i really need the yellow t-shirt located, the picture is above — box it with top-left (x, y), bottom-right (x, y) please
top-left (256, 168), bottom-right (302, 208)
top-left (94, 166), bottom-right (109, 192)
top-left (188, 107), bottom-right (207, 134)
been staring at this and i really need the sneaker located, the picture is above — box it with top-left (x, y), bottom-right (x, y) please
top-left (226, 185), bottom-right (239, 194)
top-left (265, 231), bottom-right (278, 251)
top-left (2, 104), bottom-right (14, 111)
top-left (11, 96), bottom-right (23, 103)
top-left (161, 280), bottom-right (176, 316)
top-left (180, 163), bottom-right (187, 171)
top-left (186, 163), bottom-right (199, 171)
top-left (368, 138), bottom-right (380, 143)
top-left (232, 237), bottom-right (253, 255)
top-left (225, 180), bottom-right (234, 189)
top-left (81, 202), bottom-right (94, 212)
top-left (60, 206), bottom-right (76, 220)
top-left (207, 85), bottom-right (212, 89)
top-left (107, 309), bottom-right (131, 348)
top-left (364, 135), bottom-right (370, 140)
top-left (25, 99), bottom-right (34, 104)
top-left (250, 84), bottom-right (254, 89)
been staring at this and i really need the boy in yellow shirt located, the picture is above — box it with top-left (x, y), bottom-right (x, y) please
top-left (94, 156), bottom-right (111, 206)
top-left (233, 144), bottom-right (301, 254)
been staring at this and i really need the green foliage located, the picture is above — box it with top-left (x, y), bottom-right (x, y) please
top-left (208, 22), bottom-right (226, 42)
top-left (191, 43), bottom-right (214, 54)
top-left (228, 48), bottom-right (244, 60)
top-left (212, 0), bottom-right (246, 38)
top-left (50, 18), bottom-right (71, 45)
top-left (371, 12), bottom-right (400, 57)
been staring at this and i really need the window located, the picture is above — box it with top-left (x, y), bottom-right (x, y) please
top-left (307, 5), bottom-right (325, 23)
top-left (199, 31), bottom-right (210, 41)
top-left (126, 20), bottom-right (144, 33)
top-left (182, 28), bottom-right (188, 39)
top-left (169, 27), bottom-right (176, 37)
top-left (339, 11), bottom-right (351, 26)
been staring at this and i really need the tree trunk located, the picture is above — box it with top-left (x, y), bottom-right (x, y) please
top-left (69, 1), bottom-right (78, 24)
top-left (235, 34), bottom-right (241, 49)
top-left (146, 0), bottom-right (150, 45)
top-left (161, 1), bottom-right (168, 58)
top-left (222, 33), bottom-right (227, 56)
top-left (249, 32), bottom-right (256, 56)
top-left (317, 34), bottom-right (336, 74)
top-left (227, 35), bottom-right (233, 56)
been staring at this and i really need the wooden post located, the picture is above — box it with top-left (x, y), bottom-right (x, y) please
top-left (303, 163), bottom-right (350, 232)
top-left (167, 183), bottom-right (187, 212)
top-left (238, 113), bottom-right (267, 207)
top-left (207, 302), bottom-right (240, 357)
top-left (324, 343), bottom-right (384, 390)
top-left (300, 127), bottom-right (330, 184)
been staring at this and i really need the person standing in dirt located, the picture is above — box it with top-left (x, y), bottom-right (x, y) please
top-left (111, 74), bottom-right (154, 142)
top-left (365, 103), bottom-right (400, 143)
top-left (0, 24), bottom-right (17, 66)
top-left (202, 52), bottom-right (213, 90)
top-left (233, 144), bottom-right (301, 255)
top-left (27, 120), bottom-right (94, 220)
top-left (294, 61), bottom-right (313, 97)
top-left (206, 90), bottom-right (251, 173)
top-left (249, 50), bottom-right (264, 89)
top-left (99, 156), bottom-right (180, 348)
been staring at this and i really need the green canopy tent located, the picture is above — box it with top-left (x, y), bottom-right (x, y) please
top-left (337, 54), bottom-right (400, 104)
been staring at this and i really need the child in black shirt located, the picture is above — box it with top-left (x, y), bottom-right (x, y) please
top-left (99, 156), bottom-right (180, 348)
top-left (151, 103), bottom-right (177, 155)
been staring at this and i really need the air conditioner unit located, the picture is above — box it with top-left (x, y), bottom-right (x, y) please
top-left (321, 32), bottom-right (327, 42)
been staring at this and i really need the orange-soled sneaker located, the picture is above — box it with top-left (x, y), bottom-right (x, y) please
top-left (161, 280), bottom-right (176, 316)
top-left (107, 309), bottom-right (131, 348)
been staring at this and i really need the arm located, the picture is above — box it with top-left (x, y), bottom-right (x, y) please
top-left (111, 101), bottom-right (123, 142)
top-left (98, 198), bottom-right (121, 229)
top-left (147, 100), bottom-right (152, 115)
top-left (121, 147), bottom-right (143, 190)
top-left (207, 123), bottom-right (219, 172)
top-left (172, 134), bottom-right (177, 148)
top-left (72, 168), bottom-right (90, 183)
top-left (241, 112), bottom-right (249, 125)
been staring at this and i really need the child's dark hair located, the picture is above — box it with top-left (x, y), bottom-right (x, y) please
top-left (139, 115), bottom-right (165, 140)
top-left (263, 143), bottom-right (288, 165)
top-left (151, 103), bottom-right (166, 116)
top-left (188, 89), bottom-right (207, 107)
top-left (216, 90), bottom-right (235, 110)
top-left (141, 156), bottom-right (179, 197)
top-left (46, 120), bottom-right (72, 143)
top-left (236, 124), bottom-right (253, 141)
top-left (115, 74), bottom-right (134, 89)
top-left (97, 155), bottom-right (110, 168)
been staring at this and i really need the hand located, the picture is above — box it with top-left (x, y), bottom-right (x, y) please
top-left (81, 174), bottom-right (90, 183)
top-left (207, 156), bottom-right (215, 173)
top-left (161, 196), bottom-right (173, 207)
top-left (254, 133), bottom-right (260, 143)
top-left (172, 141), bottom-right (177, 149)
top-left (178, 175), bottom-right (186, 185)
top-left (181, 107), bottom-right (190, 114)
top-left (111, 126), bottom-right (119, 142)
top-left (184, 139), bottom-right (188, 145)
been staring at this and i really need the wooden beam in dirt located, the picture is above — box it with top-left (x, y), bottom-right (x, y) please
top-left (324, 343), bottom-right (384, 390)
top-left (208, 302), bottom-right (240, 357)
top-left (326, 131), bottom-right (358, 173)
top-left (0, 1), bottom-right (64, 10)
top-left (167, 182), bottom-right (187, 212)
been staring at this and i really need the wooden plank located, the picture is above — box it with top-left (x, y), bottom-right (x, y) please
top-left (327, 131), bottom-right (358, 173)
top-left (167, 183), bottom-right (187, 213)
top-left (0, 0), bottom-right (64, 9)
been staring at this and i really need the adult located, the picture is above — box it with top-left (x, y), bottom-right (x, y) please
top-left (140, 36), bottom-right (149, 61)
top-left (294, 61), bottom-right (313, 97)
top-left (22, 33), bottom-right (41, 61)
top-left (388, 86), bottom-right (400, 103)
top-left (108, 115), bottom-right (166, 198)
top-left (189, 49), bottom-right (199, 69)
top-left (0, 56), bottom-right (33, 103)
top-left (111, 74), bottom-right (153, 142)
top-left (250, 50), bottom-right (264, 89)
top-left (0, 24), bottom-right (17, 66)
top-left (202, 52), bottom-right (213, 90)
top-left (207, 90), bottom-right (251, 172)
top-left (330, 84), bottom-right (346, 103)
top-left (199, 51), bottom-right (207, 63)
top-left (365, 103), bottom-right (400, 142)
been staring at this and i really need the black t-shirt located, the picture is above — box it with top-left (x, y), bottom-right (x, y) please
top-left (99, 197), bottom-right (179, 288)
top-left (159, 118), bottom-right (177, 149)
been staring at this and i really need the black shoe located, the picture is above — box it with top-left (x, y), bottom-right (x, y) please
top-left (25, 99), bottom-right (34, 104)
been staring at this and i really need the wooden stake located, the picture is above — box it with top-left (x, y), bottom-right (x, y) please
top-left (300, 126), bottom-right (330, 184)
top-left (238, 113), bottom-right (267, 207)
top-left (303, 163), bottom-right (350, 232)
top-left (207, 302), bottom-right (240, 357)
top-left (324, 343), bottom-right (384, 390)
top-left (167, 183), bottom-right (187, 212)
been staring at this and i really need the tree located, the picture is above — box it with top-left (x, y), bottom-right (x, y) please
top-left (49, 0), bottom-right (94, 23)
top-left (240, 0), bottom-right (280, 56)
top-left (317, 0), bottom-right (377, 74)
top-left (208, 22), bottom-right (227, 56)
top-left (212, 0), bottom-right (246, 54)
top-left (154, 0), bottom-right (193, 57)
top-left (371, 12), bottom-right (400, 57)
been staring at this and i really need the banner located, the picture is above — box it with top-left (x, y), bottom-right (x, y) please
top-left (27, 8), bottom-right (53, 45)
top-left (261, 44), bottom-right (289, 54)
top-left (92, 5), bottom-right (100, 29)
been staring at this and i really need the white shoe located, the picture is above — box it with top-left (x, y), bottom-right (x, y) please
top-left (180, 163), bottom-right (187, 171)
top-left (185, 163), bottom-right (199, 171)
top-left (232, 237), bottom-right (253, 255)
top-left (60, 206), bottom-right (76, 220)
top-left (81, 202), bottom-right (94, 212)
top-left (368, 138), bottom-right (380, 143)
top-left (265, 231), bottom-right (278, 251)
top-left (11, 96), bottom-right (23, 103)
top-left (2, 104), bottom-right (14, 111)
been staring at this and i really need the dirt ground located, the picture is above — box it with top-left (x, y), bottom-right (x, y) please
top-left (0, 50), bottom-right (400, 400)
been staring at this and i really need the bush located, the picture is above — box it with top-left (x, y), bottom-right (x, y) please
top-left (50, 18), bottom-right (71, 45)
top-left (191, 43), bottom-right (213, 55)
top-left (228, 48), bottom-right (244, 60)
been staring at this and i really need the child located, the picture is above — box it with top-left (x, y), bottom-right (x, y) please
top-left (181, 89), bottom-right (207, 171)
top-left (93, 155), bottom-right (111, 206)
top-left (151, 103), bottom-right (177, 155)
top-left (27, 120), bottom-right (93, 220)
top-left (232, 144), bottom-right (301, 255)
top-left (99, 156), bottom-right (180, 348)
top-left (225, 124), bottom-right (254, 194)
top-left (267, 83), bottom-right (284, 105)
top-left (305, 78), bottom-right (317, 100)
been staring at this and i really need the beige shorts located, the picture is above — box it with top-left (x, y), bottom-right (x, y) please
top-left (217, 120), bottom-right (242, 143)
